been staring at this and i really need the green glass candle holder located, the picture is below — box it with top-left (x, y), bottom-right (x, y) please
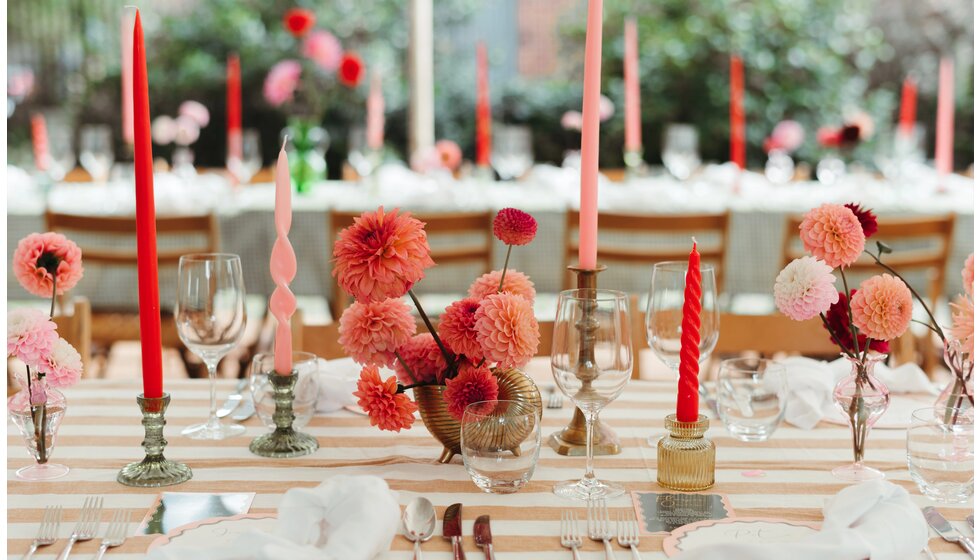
top-left (118, 393), bottom-right (192, 487)
top-left (249, 370), bottom-right (319, 458)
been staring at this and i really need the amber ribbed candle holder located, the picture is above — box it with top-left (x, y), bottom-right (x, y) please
top-left (657, 414), bottom-right (715, 491)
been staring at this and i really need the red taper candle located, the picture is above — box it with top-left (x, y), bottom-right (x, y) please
top-left (676, 238), bottom-right (701, 422)
top-left (729, 55), bottom-right (745, 170)
top-left (898, 76), bottom-right (917, 137)
top-left (475, 42), bottom-right (492, 167)
top-left (227, 53), bottom-right (242, 160)
top-left (132, 10), bottom-right (164, 399)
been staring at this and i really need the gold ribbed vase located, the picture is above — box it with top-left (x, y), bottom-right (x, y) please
top-left (414, 367), bottom-right (542, 464)
top-left (657, 414), bottom-right (715, 491)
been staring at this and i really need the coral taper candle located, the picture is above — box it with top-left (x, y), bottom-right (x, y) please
top-left (578, 0), bottom-right (603, 270)
top-left (226, 53), bottom-right (242, 160)
top-left (898, 76), bottom-right (917, 137)
top-left (475, 42), bottom-right (492, 167)
top-left (623, 17), bottom-right (641, 153)
top-left (121, 10), bottom-right (135, 146)
top-left (366, 70), bottom-right (385, 151)
top-left (270, 140), bottom-right (297, 375)
top-left (30, 113), bottom-right (49, 172)
top-left (132, 10), bottom-right (164, 399)
top-left (729, 55), bottom-right (745, 170)
top-left (935, 57), bottom-right (954, 178)
top-left (677, 239), bottom-right (701, 422)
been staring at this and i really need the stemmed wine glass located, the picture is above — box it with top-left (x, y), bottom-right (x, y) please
top-left (79, 124), bottom-right (113, 183)
top-left (491, 124), bottom-right (533, 181)
top-left (662, 124), bottom-right (701, 181)
top-left (176, 254), bottom-right (248, 439)
top-left (646, 262), bottom-right (720, 442)
top-left (551, 289), bottom-right (633, 500)
top-left (227, 129), bottom-right (262, 185)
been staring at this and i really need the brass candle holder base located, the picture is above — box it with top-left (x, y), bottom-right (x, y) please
top-left (118, 393), bottom-right (192, 487)
top-left (656, 414), bottom-right (715, 491)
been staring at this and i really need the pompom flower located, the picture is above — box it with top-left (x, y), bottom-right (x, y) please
top-left (843, 203), bottom-right (878, 239)
top-left (443, 362), bottom-right (499, 420)
top-left (963, 253), bottom-right (974, 296)
top-left (850, 274), bottom-right (913, 341)
top-left (493, 208), bottom-right (538, 246)
top-left (178, 100), bottom-right (210, 128)
top-left (468, 270), bottom-right (535, 302)
top-left (39, 338), bottom-right (82, 388)
top-left (764, 120), bottom-right (805, 153)
top-left (354, 365), bottom-right (417, 432)
top-left (799, 203), bottom-right (866, 268)
top-left (825, 291), bottom-right (889, 354)
top-left (338, 52), bottom-right (364, 87)
top-left (7, 308), bottom-right (58, 365)
top-left (332, 208), bottom-right (435, 303)
top-left (302, 30), bottom-right (342, 72)
top-left (598, 94), bottom-right (615, 122)
top-left (951, 295), bottom-right (974, 357)
top-left (561, 111), bottom-right (583, 131)
top-left (474, 292), bottom-right (539, 368)
top-left (435, 140), bottom-right (462, 170)
top-left (13, 232), bottom-right (84, 297)
top-left (338, 298), bottom-right (416, 367)
top-left (283, 7), bottom-right (316, 37)
top-left (773, 257), bottom-right (839, 321)
top-left (264, 60), bottom-right (302, 107)
top-left (394, 333), bottom-right (446, 385)
top-left (151, 115), bottom-right (177, 145)
top-left (438, 298), bottom-right (483, 361)
top-left (174, 115), bottom-right (201, 146)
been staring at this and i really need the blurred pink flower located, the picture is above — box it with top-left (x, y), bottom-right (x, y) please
top-left (474, 292), bottom-right (539, 368)
top-left (468, 270), bottom-right (535, 302)
top-left (264, 60), bottom-right (302, 107)
top-left (178, 100), bottom-right (210, 127)
top-left (438, 298), bottom-right (483, 362)
top-left (443, 362), bottom-right (499, 420)
top-left (151, 115), bottom-right (177, 145)
top-left (493, 208), bottom-right (537, 246)
top-left (339, 298), bottom-right (416, 367)
top-left (394, 333), bottom-right (447, 385)
top-left (851, 274), bottom-right (913, 341)
top-left (951, 295), bottom-right (974, 357)
top-left (13, 232), bottom-right (84, 297)
top-left (963, 253), bottom-right (974, 296)
top-left (410, 145), bottom-right (444, 174)
top-left (845, 110), bottom-right (875, 140)
top-left (799, 203), bottom-right (865, 268)
top-left (39, 338), bottom-right (82, 388)
top-left (766, 120), bottom-right (805, 153)
top-left (174, 115), bottom-right (201, 146)
top-left (302, 30), bottom-right (342, 72)
top-left (598, 94), bottom-right (615, 122)
top-left (561, 111), bottom-right (583, 131)
top-left (774, 257), bottom-right (840, 321)
top-left (354, 365), bottom-right (417, 432)
top-left (435, 139), bottom-right (462, 170)
top-left (7, 308), bottom-right (58, 366)
top-left (8, 68), bottom-right (34, 98)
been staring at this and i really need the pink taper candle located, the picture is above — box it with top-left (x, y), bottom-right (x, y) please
top-left (578, 0), bottom-right (603, 270)
top-left (121, 10), bottom-right (135, 146)
top-left (623, 17), bottom-right (641, 153)
top-left (270, 140), bottom-right (297, 374)
top-left (935, 57), bottom-right (954, 178)
top-left (366, 71), bottom-right (385, 151)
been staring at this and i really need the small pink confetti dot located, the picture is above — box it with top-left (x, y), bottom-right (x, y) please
top-left (741, 470), bottom-right (766, 477)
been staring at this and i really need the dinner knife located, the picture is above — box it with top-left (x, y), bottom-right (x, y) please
top-left (443, 503), bottom-right (464, 560)
top-left (474, 514), bottom-right (496, 560)
top-left (924, 506), bottom-right (975, 557)
top-left (217, 378), bottom-right (248, 418)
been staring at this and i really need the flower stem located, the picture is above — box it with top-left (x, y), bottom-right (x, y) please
top-left (838, 268), bottom-right (863, 355)
top-left (394, 351), bottom-right (418, 384)
top-left (497, 245), bottom-right (513, 292)
top-left (820, 312), bottom-right (857, 358)
top-left (49, 274), bottom-right (57, 318)
top-left (407, 289), bottom-right (455, 368)
top-left (863, 249), bottom-right (947, 345)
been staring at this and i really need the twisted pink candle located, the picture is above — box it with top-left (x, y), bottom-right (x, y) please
top-left (270, 140), bottom-right (297, 374)
top-left (677, 238), bottom-right (701, 422)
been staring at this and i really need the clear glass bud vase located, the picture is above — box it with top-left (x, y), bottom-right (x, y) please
top-left (935, 341), bottom-right (974, 420)
top-left (8, 377), bottom-right (70, 480)
top-left (832, 353), bottom-right (890, 481)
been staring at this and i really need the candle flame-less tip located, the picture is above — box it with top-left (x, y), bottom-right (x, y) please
top-left (281, 137), bottom-right (288, 151)
top-left (691, 236), bottom-right (697, 246)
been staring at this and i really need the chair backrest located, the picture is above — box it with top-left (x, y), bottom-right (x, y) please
top-left (781, 214), bottom-right (956, 306)
top-left (714, 313), bottom-right (839, 357)
top-left (53, 297), bottom-right (93, 376)
top-left (327, 210), bottom-right (494, 320)
top-left (564, 211), bottom-right (730, 292)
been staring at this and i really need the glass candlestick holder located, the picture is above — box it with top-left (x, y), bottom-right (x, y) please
top-left (249, 367), bottom-right (319, 458)
top-left (118, 393), bottom-right (193, 487)
top-left (657, 414), bottom-right (714, 491)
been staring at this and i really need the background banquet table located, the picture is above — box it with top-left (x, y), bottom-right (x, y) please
top-left (6, 364), bottom-right (971, 558)
top-left (7, 164), bottom-right (974, 314)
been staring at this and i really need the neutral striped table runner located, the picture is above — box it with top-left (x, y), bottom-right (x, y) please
top-left (7, 377), bottom-right (971, 558)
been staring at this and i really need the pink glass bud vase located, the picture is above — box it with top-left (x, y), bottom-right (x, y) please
top-left (832, 353), bottom-right (890, 482)
top-left (935, 341), bottom-right (974, 420)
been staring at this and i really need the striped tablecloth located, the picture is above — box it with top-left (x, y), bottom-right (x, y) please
top-left (7, 375), bottom-right (971, 559)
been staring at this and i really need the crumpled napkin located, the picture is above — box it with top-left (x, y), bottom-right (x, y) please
top-left (780, 356), bottom-right (935, 429)
top-left (673, 480), bottom-right (928, 560)
top-left (147, 475), bottom-right (400, 560)
top-left (315, 358), bottom-right (360, 413)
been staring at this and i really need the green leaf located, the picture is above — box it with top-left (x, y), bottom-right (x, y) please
top-left (876, 241), bottom-right (893, 255)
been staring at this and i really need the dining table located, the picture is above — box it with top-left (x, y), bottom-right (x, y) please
top-left (6, 358), bottom-right (973, 558)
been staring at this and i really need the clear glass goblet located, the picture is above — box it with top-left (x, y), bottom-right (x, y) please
top-left (907, 407), bottom-right (973, 503)
top-left (716, 358), bottom-right (788, 442)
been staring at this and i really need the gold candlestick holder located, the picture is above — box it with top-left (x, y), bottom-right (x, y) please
top-left (549, 265), bottom-right (622, 456)
top-left (656, 414), bottom-right (715, 491)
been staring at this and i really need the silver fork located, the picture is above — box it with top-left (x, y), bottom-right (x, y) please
top-left (559, 510), bottom-right (583, 560)
top-left (547, 387), bottom-right (563, 409)
top-left (93, 510), bottom-right (131, 560)
top-left (617, 510), bottom-right (642, 560)
top-left (22, 505), bottom-right (62, 560)
top-left (56, 496), bottom-right (102, 560)
top-left (587, 499), bottom-right (615, 560)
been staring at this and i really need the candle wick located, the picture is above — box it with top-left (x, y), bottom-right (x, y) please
top-left (281, 137), bottom-right (288, 151)
top-left (691, 236), bottom-right (697, 245)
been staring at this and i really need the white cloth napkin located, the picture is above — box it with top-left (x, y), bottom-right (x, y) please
top-left (148, 475), bottom-right (400, 560)
top-left (315, 357), bottom-right (360, 412)
top-left (673, 480), bottom-right (928, 560)
top-left (780, 357), bottom-right (935, 429)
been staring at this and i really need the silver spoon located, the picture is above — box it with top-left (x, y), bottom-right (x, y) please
top-left (403, 497), bottom-right (436, 560)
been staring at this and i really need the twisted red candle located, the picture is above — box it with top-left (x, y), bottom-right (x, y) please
top-left (676, 239), bottom-right (701, 422)
top-left (729, 55), bottom-right (745, 170)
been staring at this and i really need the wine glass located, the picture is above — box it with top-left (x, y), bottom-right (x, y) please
top-left (551, 289), bottom-right (633, 500)
top-left (227, 129), bottom-right (262, 185)
top-left (347, 125), bottom-right (382, 180)
top-left (79, 124), bottom-right (113, 183)
top-left (176, 254), bottom-right (248, 439)
top-left (44, 120), bottom-right (76, 183)
top-left (491, 124), bottom-right (533, 181)
top-left (662, 123), bottom-right (701, 181)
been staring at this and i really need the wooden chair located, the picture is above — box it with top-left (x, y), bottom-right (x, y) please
top-left (564, 211), bottom-right (730, 292)
top-left (715, 313), bottom-right (839, 358)
top-left (52, 297), bottom-right (93, 376)
top-left (327, 210), bottom-right (494, 320)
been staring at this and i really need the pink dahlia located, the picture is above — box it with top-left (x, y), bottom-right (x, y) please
top-left (13, 232), bottom-right (84, 297)
top-left (7, 308), bottom-right (58, 366)
top-left (951, 295), bottom-right (974, 357)
top-left (438, 298), bottom-right (483, 361)
top-left (354, 365), bottom-right (417, 432)
top-left (850, 274), bottom-right (913, 341)
top-left (394, 333), bottom-right (446, 385)
top-left (843, 203), bottom-right (878, 239)
top-left (435, 139), bottom-right (463, 170)
top-left (767, 120), bottom-right (805, 153)
top-left (39, 338), bottom-right (82, 388)
top-left (302, 30), bottom-right (342, 72)
top-left (474, 292), bottom-right (539, 368)
top-left (799, 203), bottom-right (866, 268)
top-left (773, 257), bottom-right (839, 321)
top-left (443, 362), bottom-right (499, 420)
top-left (332, 208), bottom-right (435, 303)
top-left (493, 208), bottom-right (537, 246)
top-left (468, 269), bottom-right (535, 302)
top-left (263, 60), bottom-right (302, 107)
top-left (338, 298), bottom-right (416, 367)
top-left (825, 291), bottom-right (889, 354)
top-left (963, 253), bottom-right (974, 296)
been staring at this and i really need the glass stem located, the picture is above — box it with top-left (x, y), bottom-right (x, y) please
top-left (206, 360), bottom-right (220, 430)
top-left (584, 410), bottom-right (598, 482)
